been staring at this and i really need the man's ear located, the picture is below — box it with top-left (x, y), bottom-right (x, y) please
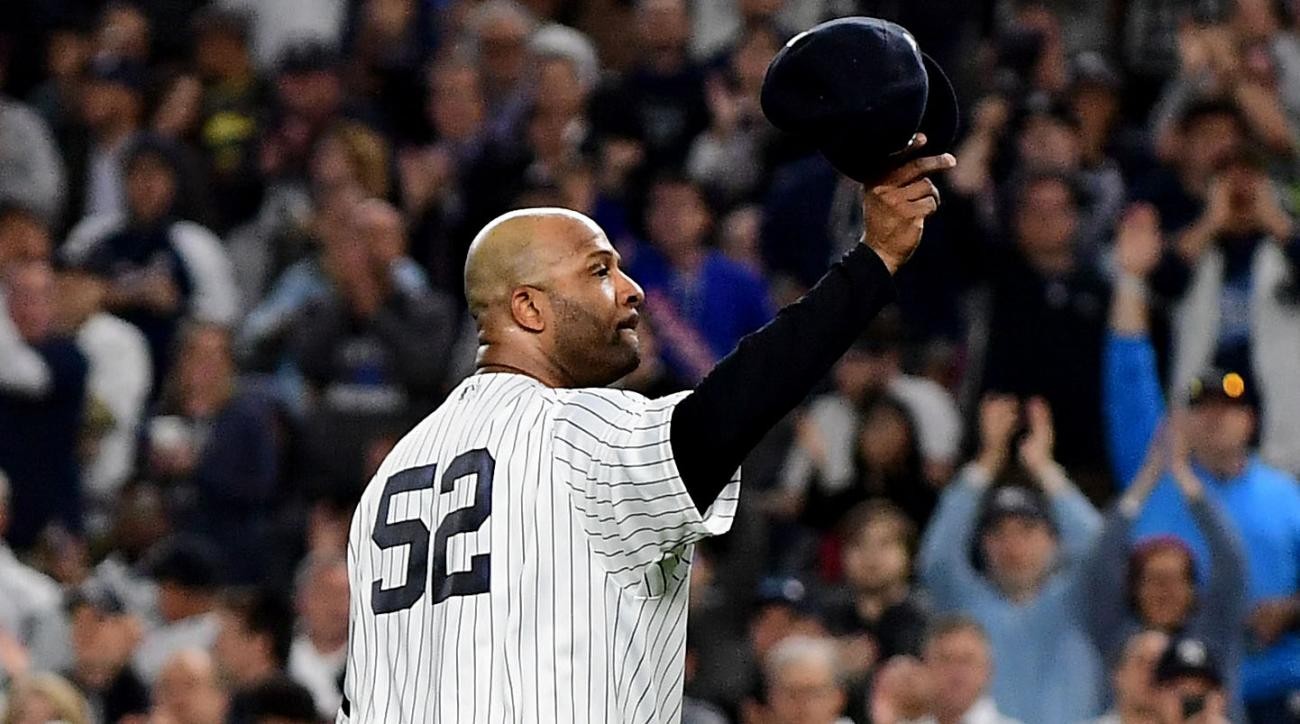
top-left (511, 286), bottom-right (547, 333)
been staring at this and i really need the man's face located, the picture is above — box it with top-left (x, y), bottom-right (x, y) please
top-left (842, 519), bottom-right (910, 593)
top-left (981, 516), bottom-right (1056, 597)
top-left (0, 213), bottom-right (51, 268)
top-left (478, 15), bottom-right (531, 89)
top-left (126, 153), bottom-right (178, 223)
top-left (300, 563), bottom-right (350, 646)
top-left (1184, 114), bottom-right (1243, 177)
top-left (213, 610), bottom-right (258, 685)
top-left (428, 64), bottom-right (486, 142)
top-left (1113, 632), bottom-right (1167, 716)
top-left (638, 0), bottom-right (690, 54)
top-left (1187, 400), bottom-right (1254, 466)
top-left (71, 605), bottom-right (137, 675)
top-left (767, 657), bottom-right (847, 724)
top-left (540, 225), bottom-right (644, 387)
top-left (1015, 178), bottom-right (1078, 259)
top-left (154, 650), bottom-right (226, 724)
top-left (647, 182), bottom-right (711, 256)
top-left (6, 263), bottom-right (56, 343)
top-left (1156, 676), bottom-right (1224, 723)
top-left (925, 629), bottom-right (991, 718)
top-left (1135, 546), bottom-right (1196, 630)
top-left (81, 80), bottom-right (136, 129)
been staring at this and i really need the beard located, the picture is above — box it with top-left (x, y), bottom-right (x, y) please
top-left (551, 293), bottom-right (641, 387)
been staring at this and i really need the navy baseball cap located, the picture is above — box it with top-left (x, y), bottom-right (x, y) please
top-left (1155, 636), bottom-right (1222, 687)
top-left (760, 17), bottom-right (960, 183)
top-left (978, 485), bottom-right (1054, 535)
top-left (1186, 367), bottom-right (1258, 409)
top-left (87, 55), bottom-right (148, 94)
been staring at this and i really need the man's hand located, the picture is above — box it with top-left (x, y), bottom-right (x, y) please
top-left (1116, 203), bottom-right (1164, 278)
top-left (1017, 397), bottom-right (1058, 481)
top-left (1248, 597), bottom-right (1300, 647)
top-left (862, 134), bottom-right (956, 274)
top-left (975, 394), bottom-right (1020, 478)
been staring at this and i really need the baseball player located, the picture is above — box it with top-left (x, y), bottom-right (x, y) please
top-left (337, 137), bottom-right (953, 722)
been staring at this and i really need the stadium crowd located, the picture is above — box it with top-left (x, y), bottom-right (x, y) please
top-left (2, 0), bottom-right (1300, 722)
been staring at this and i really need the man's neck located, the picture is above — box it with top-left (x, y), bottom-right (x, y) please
top-left (237, 660), bottom-right (277, 692)
top-left (1026, 247), bottom-right (1075, 277)
top-left (1196, 451), bottom-right (1249, 480)
top-left (308, 629), bottom-right (347, 656)
top-left (664, 245), bottom-right (704, 275)
top-left (1116, 703), bottom-right (1163, 724)
top-left (96, 121), bottom-right (136, 148)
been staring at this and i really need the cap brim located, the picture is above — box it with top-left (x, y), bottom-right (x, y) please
top-left (917, 53), bottom-right (961, 155)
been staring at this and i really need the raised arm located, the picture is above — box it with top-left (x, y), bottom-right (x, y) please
top-left (1105, 204), bottom-right (1167, 487)
top-left (671, 143), bottom-right (956, 511)
top-left (1018, 397), bottom-right (1101, 565)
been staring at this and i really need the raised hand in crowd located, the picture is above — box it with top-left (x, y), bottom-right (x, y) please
top-left (974, 394), bottom-right (1019, 478)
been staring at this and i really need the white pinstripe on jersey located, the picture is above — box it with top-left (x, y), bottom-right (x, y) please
top-left (338, 372), bottom-right (741, 723)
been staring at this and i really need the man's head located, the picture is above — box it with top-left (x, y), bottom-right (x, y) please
top-left (97, 1), bottom-right (151, 61)
top-left (1016, 102), bottom-right (1082, 173)
top-left (81, 55), bottom-right (146, 132)
top-left (145, 537), bottom-right (220, 623)
top-left (1185, 368), bottom-right (1256, 474)
top-left (124, 136), bottom-right (182, 223)
top-left (154, 648), bottom-right (228, 724)
top-left (275, 40), bottom-right (343, 123)
top-left (192, 7), bottom-right (252, 82)
top-left (240, 676), bottom-right (320, 724)
top-left (833, 316), bottom-right (903, 402)
top-left (1014, 172), bottom-right (1079, 264)
top-left (67, 579), bottom-right (141, 687)
top-left (465, 208), bottom-right (644, 387)
top-left (636, 0), bottom-right (691, 58)
top-left (0, 203), bottom-right (52, 268)
top-left (427, 56), bottom-right (486, 144)
top-left (4, 260), bottom-right (57, 343)
top-left (468, 0), bottom-right (536, 95)
top-left (763, 635), bottom-right (848, 724)
top-left (1130, 537), bottom-right (1197, 630)
top-left (169, 323), bottom-right (235, 417)
top-left (646, 175), bottom-right (713, 259)
top-left (841, 501), bottom-right (916, 595)
top-left (1154, 637), bottom-right (1227, 722)
top-left (351, 198), bottom-right (407, 272)
top-left (978, 486), bottom-right (1058, 600)
top-left (1112, 630), bottom-right (1170, 718)
top-left (213, 589), bottom-right (296, 689)
top-left (1178, 101), bottom-right (1246, 183)
top-left (294, 552), bottom-right (350, 651)
top-left (923, 616), bottom-right (993, 721)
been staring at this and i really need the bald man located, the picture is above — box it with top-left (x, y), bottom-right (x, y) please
top-left (339, 139), bottom-right (954, 723)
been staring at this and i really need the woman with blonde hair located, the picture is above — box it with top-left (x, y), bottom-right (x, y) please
top-left (2, 672), bottom-right (91, 724)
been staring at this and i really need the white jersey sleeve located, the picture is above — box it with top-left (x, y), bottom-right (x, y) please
top-left (551, 388), bottom-right (740, 588)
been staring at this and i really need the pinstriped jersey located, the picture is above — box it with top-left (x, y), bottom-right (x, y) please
top-left (338, 372), bottom-right (741, 723)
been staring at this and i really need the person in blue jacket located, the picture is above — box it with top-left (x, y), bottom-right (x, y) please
top-left (1104, 203), bottom-right (1300, 723)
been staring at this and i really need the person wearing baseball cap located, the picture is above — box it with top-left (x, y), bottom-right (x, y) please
top-left (1153, 636), bottom-right (1231, 723)
top-left (1108, 225), bottom-right (1300, 720)
top-left (75, 54), bottom-right (149, 221)
top-left (63, 578), bottom-right (150, 723)
top-left (919, 394), bottom-right (1103, 724)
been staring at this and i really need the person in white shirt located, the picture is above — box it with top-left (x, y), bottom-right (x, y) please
top-left (288, 552), bottom-right (349, 719)
top-left (872, 615), bottom-right (1022, 724)
top-left (132, 538), bottom-right (222, 685)
top-left (0, 470), bottom-right (62, 650)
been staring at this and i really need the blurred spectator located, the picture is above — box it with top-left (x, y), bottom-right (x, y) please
top-left (630, 175), bottom-right (772, 383)
top-left (259, 41), bottom-right (352, 188)
top-left (1132, 100), bottom-right (1244, 237)
top-left (731, 577), bottom-right (828, 718)
top-left (287, 553), bottom-right (348, 719)
top-left (190, 7), bottom-right (270, 233)
top-left (466, 0), bottom-right (538, 144)
top-left (1152, 151), bottom-right (1300, 474)
top-left (1152, 636), bottom-right (1232, 724)
top-left (1106, 204), bottom-right (1300, 722)
top-left (55, 268), bottom-right (152, 529)
top-left (220, 0), bottom-right (347, 71)
top-left (969, 173), bottom-right (1112, 493)
top-left (62, 579), bottom-right (150, 723)
top-left (593, 0), bottom-right (710, 174)
top-left (150, 648), bottom-right (227, 724)
top-left (1082, 413), bottom-right (1248, 714)
top-left (0, 671), bottom-right (90, 724)
top-left (133, 538), bottom-right (221, 685)
top-left (145, 324), bottom-right (280, 585)
top-left (292, 198), bottom-right (458, 486)
top-left (1087, 629), bottom-right (1170, 724)
top-left (95, 2), bottom-right (153, 64)
top-left (871, 615), bottom-right (1022, 724)
top-left (63, 134), bottom-right (239, 390)
top-left (67, 55), bottom-right (148, 225)
top-left (213, 589), bottom-right (295, 724)
top-left (757, 634), bottom-right (850, 724)
top-left (93, 485), bottom-right (172, 623)
top-left (0, 58), bottom-right (66, 225)
top-left (238, 675), bottom-right (318, 724)
top-left (0, 260), bottom-right (89, 551)
top-left (0, 471), bottom-right (62, 655)
top-left (919, 395), bottom-right (1102, 724)
top-left (0, 205), bottom-right (52, 268)
top-left (26, 16), bottom-right (94, 152)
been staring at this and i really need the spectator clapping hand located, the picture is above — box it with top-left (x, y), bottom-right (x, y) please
top-left (975, 394), bottom-right (1019, 479)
